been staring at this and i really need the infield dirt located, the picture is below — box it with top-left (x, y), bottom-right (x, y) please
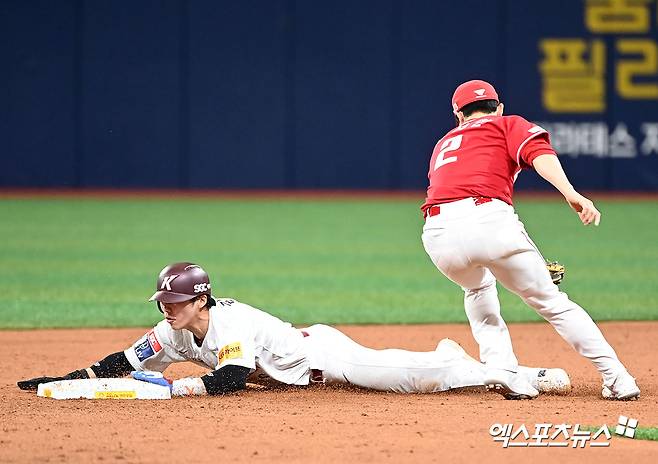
top-left (1, 322), bottom-right (656, 463)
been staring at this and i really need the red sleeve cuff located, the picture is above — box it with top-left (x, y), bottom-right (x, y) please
top-left (524, 149), bottom-right (556, 168)
top-left (520, 136), bottom-right (556, 168)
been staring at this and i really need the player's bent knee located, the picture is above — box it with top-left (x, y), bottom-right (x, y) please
top-left (463, 279), bottom-right (497, 297)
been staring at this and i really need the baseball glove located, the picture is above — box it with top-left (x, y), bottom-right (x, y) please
top-left (546, 260), bottom-right (565, 285)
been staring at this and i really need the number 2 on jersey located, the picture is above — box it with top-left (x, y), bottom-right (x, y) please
top-left (434, 134), bottom-right (462, 171)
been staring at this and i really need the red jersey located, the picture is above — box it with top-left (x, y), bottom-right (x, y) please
top-left (422, 115), bottom-right (556, 211)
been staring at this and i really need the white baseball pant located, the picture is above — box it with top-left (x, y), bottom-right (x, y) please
top-left (421, 197), bottom-right (626, 385)
top-left (302, 324), bottom-right (510, 393)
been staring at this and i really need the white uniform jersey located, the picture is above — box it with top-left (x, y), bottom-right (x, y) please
top-left (124, 298), bottom-right (311, 385)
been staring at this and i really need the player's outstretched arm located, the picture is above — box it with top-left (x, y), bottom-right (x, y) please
top-left (17, 351), bottom-right (135, 391)
top-left (132, 365), bottom-right (250, 396)
top-left (532, 154), bottom-right (601, 226)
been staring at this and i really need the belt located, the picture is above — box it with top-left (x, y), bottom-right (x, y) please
top-left (301, 330), bottom-right (324, 383)
top-left (424, 196), bottom-right (493, 219)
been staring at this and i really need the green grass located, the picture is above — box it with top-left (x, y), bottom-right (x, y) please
top-left (583, 425), bottom-right (658, 442)
top-left (0, 196), bottom-right (657, 328)
top-left (631, 427), bottom-right (658, 441)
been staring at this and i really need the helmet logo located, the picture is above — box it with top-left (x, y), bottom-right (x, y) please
top-left (194, 283), bottom-right (210, 293)
top-left (474, 89), bottom-right (486, 96)
top-left (161, 274), bottom-right (179, 291)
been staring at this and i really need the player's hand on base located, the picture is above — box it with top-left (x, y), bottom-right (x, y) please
top-left (131, 371), bottom-right (172, 389)
top-left (17, 376), bottom-right (66, 391)
top-left (564, 191), bottom-right (601, 226)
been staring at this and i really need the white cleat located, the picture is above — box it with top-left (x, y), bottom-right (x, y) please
top-left (484, 368), bottom-right (539, 400)
top-left (519, 367), bottom-right (572, 395)
top-left (602, 371), bottom-right (640, 401)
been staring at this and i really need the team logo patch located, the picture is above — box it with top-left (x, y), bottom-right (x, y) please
top-left (134, 330), bottom-right (162, 362)
top-left (193, 283), bottom-right (210, 293)
top-left (217, 342), bottom-right (243, 364)
top-left (147, 330), bottom-right (162, 352)
top-left (160, 274), bottom-right (179, 290)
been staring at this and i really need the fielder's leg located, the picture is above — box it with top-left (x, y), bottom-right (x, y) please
top-left (487, 234), bottom-right (632, 390)
top-left (422, 228), bottom-right (518, 372)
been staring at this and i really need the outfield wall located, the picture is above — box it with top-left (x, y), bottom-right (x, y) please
top-left (2, 0), bottom-right (657, 190)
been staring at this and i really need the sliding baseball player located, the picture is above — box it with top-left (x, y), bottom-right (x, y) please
top-left (18, 262), bottom-right (569, 396)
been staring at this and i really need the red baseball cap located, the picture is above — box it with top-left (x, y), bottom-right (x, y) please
top-left (451, 80), bottom-right (499, 114)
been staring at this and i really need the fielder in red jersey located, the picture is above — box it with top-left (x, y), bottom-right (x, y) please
top-left (420, 80), bottom-right (639, 401)
top-left (422, 114), bottom-right (555, 210)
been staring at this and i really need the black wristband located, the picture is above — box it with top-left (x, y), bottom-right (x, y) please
top-left (89, 351), bottom-right (134, 378)
top-left (63, 369), bottom-right (90, 380)
top-left (201, 365), bottom-right (249, 395)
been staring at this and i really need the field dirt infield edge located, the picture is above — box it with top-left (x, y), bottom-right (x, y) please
top-left (1, 321), bottom-right (656, 463)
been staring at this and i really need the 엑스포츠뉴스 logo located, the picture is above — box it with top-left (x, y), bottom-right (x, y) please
top-left (615, 415), bottom-right (639, 438)
top-left (490, 422), bottom-right (612, 448)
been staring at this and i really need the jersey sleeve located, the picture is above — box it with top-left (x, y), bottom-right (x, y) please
top-left (505, 116), bottom-right (556, 168)
top-left (124, 321), bottom-right (186, 372)
top-left (518, 136), bottom-right (556, 169)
